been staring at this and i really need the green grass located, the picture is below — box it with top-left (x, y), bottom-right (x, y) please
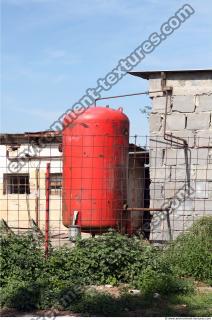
top-left (167, 292), bottom-right (212, 317)
top-left (63, 291), bottom-right (212, 316)
top-left (1, 290), bottom-right (211, 317)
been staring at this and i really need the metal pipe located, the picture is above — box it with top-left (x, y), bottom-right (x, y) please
top-left (163, 90), bottom-right (191, 192)
top-left (128, 151), bottom-right (149, 154)
top-left (8, 227), bottom-right (33, 230)
top-left (50, 232), bottom-right (67, 238)
top-left (127, 207), bottom-right (169, 212)
top-left (35, 168), bottom-right (39, 226)
top-left (45, 162), bottom-right (50, 258)
top-left (7, 156), bottom-right (61, 162)
top-left (94, 90), bottom-right (164, 106)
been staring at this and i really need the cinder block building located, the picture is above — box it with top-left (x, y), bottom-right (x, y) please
top-left (130, 69), bottom-right (212, 241)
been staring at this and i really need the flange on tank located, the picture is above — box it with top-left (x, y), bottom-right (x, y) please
top-left (62, 106), bottom-right (129, 234)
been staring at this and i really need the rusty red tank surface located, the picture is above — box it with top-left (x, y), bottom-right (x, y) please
top-left (62, 106), bottom-right (129, 233)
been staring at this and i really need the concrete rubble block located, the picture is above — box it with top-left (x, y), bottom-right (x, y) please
top-left (190, 181), bottom-right (209, 199)
top-left (152, 96), bottom-right (171, 113)
top-left (150, 216), bottom-right (172, 241)
top-left (150, 230), bottom-right (171, 241)
top-left (149, 113), bottom-right (163, 132)
top-left (163, 181), bottom-right (186, 199)
top-left (150, 230), bottom-right (169, 241)
top-left (194, 199), bottom-right (212, 215)
top-left (171, 214), bottom-right (195, 231)
top-left (168, 130), bottom-right (195, 148)
top-left (150, 182), bottom-right (163, 200)
top-left (190, 148), bottom-right (212, 165)
top-left (190, 165), bottom-right (212, 180)
top-left (186, 112), bottom-right (210, 130)
top-left (148, 73), bottom-right (212, 97)
top-left (170, 199), bottom-right (194, 226)
top-left (196, 130), bottom-right (212, 147)
top-left (171, 199), bottom-right (194, 217)
top-left (170, 166), bottom-right (187, 182)
top-left (149, 149), bottom-right (164, 168)
top-left (172, 95), bottom-right (195, 113)
top-left (196, 94), bottom-right (212, 112)
top-left (208, 182), bottom-right (212, 199)
top-left (148, 78), bottom-right (164, 97)
top-left (167, 72), bottom-right (212, 96)
top-left (166, 113), bottom-right (186, 131)
top-left (150, 166), bottom-right (171, 181)
top-left (164, 148), bottom-right (186, 166)
top-left (149, 199), bottom-right (164, 209)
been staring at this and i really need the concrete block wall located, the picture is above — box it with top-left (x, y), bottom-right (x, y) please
top-left (148, 71), bottom-right (212, 241)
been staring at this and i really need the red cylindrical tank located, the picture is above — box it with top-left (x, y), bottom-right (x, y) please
top-left (62, 106), bottom-right (129, 233)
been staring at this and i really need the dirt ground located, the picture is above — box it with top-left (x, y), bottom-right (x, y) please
top-left (1, 282), bottom-right (212, 317)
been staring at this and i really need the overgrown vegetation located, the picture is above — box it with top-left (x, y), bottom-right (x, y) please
top-left (0, 233), bottom-right (45, 288)
top-left (165, 216), bottom-right (212, 285)
top-left (0, 217), bottom-right (212, 315)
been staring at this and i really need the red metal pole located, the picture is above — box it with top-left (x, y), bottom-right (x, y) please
top-left (35, 168), bottom-right (39, 226)
top-left (45, 163), bottom-right (50, 258)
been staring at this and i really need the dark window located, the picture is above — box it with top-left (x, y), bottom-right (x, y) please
top-left (3, 174), bottom-right (30, 194)
top-left (50, 173), bottom-right (62, 195)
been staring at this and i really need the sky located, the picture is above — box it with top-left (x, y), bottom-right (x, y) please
top-left (1, 0), bottom-right (212, 138)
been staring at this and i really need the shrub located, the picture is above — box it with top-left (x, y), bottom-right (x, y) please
top-left (60, 230), bottom-right (158, 285)
top-left (45, 231), bottom-right (193, 296)
top-left (135, 267), bottom-right (194, 295)
top-left (0, 279), bottom-right (40, 311)
top-left (1, 228), bottom-right (203, 312)
top-left (45, 230), bottom-right (158, 285)
top-left (0, 277), bottom-right (83, 311)
top-left (70, 291), bottom-right (122, 316)
top-left (0, 233), bottom-right (45, 287)
top-left (36, 279), bottom-right (83, 310)
top-left (165, 216), bottom-right (212, 284)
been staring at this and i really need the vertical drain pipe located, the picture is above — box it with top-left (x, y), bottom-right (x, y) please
top-left (161, 73), bottom-right (189, 241)
top-left (162, 82), bottom-right (191, 240)
top-left (45, 163), bottom-right (50, 257)
top-left (163, 90), bottom-right (190, 193)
